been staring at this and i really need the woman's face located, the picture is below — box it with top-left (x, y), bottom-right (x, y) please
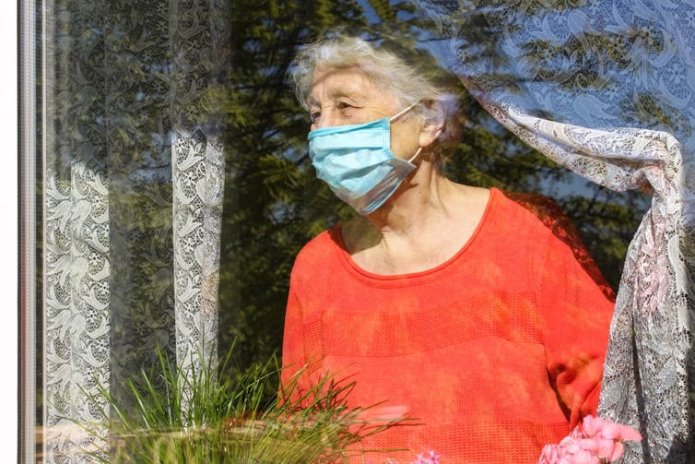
top-left (307, 65), bottom-right (422, 160)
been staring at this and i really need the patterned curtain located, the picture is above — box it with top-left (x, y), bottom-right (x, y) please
top-left (414, 1), bottom-right (695, 463)
top-left (42, 0), bottom-right (229, 461)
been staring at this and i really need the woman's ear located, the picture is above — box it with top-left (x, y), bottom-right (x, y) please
top-left (418, 99), bottom-right (445, 149)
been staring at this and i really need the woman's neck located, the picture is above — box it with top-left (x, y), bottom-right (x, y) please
top-left (365, 160), bottom-right (463, 238)
top-left (340, 159), bottom-right (490, 275)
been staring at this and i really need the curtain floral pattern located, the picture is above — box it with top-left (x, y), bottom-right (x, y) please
top-left (45, 163), bottom-right (111, 460)
top-left (416, 1), bottom-right (695, 462)
top-left (42, 0), bottom-right (229, 461)
top-left (172, 128), bottom-right (225, 377)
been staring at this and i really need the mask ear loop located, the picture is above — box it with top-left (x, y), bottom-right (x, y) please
top-left (389, 102), bottom-right (419, 122)
top-left (408, 147), bottom-right (422, 164)
top-left (391, 102), bottom-right (422, 165)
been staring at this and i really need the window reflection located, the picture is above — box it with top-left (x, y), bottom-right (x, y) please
top-left (28, 0), bottom-right (651, 462)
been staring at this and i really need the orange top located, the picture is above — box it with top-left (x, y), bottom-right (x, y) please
top-left (280, 188), bottom-right (615, 463)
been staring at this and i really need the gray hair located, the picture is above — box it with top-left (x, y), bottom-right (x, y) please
top-left (288, 35), bottom-right (463, 160)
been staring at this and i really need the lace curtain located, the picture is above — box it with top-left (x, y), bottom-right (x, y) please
top-left (42, 0), bottom-right (229, 461)
top-left (414, 1), bottom-right (695, 462)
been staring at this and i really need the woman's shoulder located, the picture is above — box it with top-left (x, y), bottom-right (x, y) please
top-left (485, 188), bottom-right (583, 269)
top-left (290, 227), bottom-right (342, 284)
top-left (488, 188), bottom-right (580, 246)
top-left (294, 228), bottom-right (335, 260)
top-left (498, 190), bottom-right (576, 233)
top-left (494, 189), bottom-right (615, 301)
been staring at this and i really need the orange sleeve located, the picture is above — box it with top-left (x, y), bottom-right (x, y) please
top-left (536, 229), bottom-right (616, 429)
top-left (279, 286), bottom-right (310, 407)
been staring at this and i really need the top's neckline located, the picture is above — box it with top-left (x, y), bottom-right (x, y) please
top-left (332, 187), bottom-right (499, 286)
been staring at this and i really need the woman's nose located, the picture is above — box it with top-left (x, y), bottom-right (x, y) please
top-left (315, 109), bottom-right (339, 129)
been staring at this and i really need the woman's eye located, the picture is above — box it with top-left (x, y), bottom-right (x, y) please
top-left (310, 111), bottom-right (321, 122)
top-left (337, 102), bottom-right (352, 110)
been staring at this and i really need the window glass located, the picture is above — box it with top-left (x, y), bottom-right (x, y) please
top-left (25, 1), bottom-right (651, 462)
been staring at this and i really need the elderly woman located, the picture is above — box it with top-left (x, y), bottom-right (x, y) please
top-left (280, 35), bottom-right (615, 463)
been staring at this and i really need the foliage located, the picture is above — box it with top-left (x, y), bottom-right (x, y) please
top-left (85, 345), bottom-right (407, 463)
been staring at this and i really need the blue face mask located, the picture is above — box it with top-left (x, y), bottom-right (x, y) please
top-left (307, 103), bottom-right (422, 215)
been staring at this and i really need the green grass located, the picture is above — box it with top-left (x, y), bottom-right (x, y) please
top-left (81, 343), bottom-right (408, 463)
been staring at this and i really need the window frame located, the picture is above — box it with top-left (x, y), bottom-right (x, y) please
top-left (18, 0), bottom-right (32, 462)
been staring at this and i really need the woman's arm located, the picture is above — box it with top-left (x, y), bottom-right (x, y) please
top-left (279, 286), bottom-right (310, 407)
top-left (535, 222), bottom-right (616, 429)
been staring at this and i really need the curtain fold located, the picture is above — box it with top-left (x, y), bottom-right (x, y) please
top-left (44, 163), bottom-right (111, 462)
top-left (414, 1), bottom-right (695, 462)
top-left (172, 127), bottom-right (225, 387)
top-left (42, 0), bottom-right (229, 461)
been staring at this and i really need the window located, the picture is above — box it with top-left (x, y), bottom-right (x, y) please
top-left (22, 1), bottom-right (682, 462)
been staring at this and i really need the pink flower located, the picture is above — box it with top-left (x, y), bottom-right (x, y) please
top-left (581, 415), bottom-right (605, 439)
top-left (410, 450), bottom-right (441, 464)
top-left (539, 441), bottom-right (601, 464)
top-left (539, 444), bottom-right (561, 463)
top-left (568, 448), bottom-right (601, 464)
top-left (598, 439), bottom-right (623, 462)
top-left (581, 415), bottom-right (642, 443)
top-left (538, 416), bottom-right (642, 464)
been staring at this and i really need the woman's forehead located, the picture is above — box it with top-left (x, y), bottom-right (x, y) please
top-left (308, 66), bottom-right (392, 105)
